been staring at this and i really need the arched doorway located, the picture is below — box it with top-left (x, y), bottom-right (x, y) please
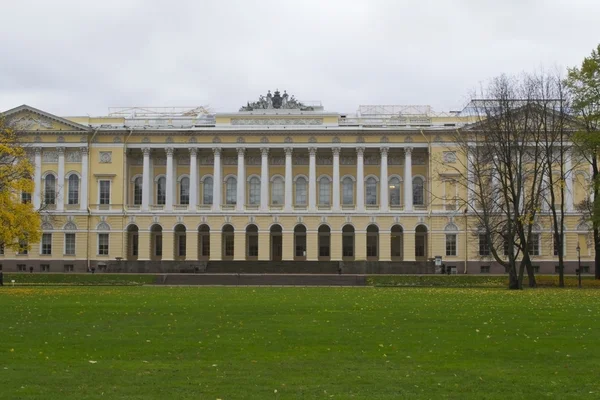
top-left (391, 225), bottom-right (403, 261)
top-left (127, 224), bottom-right (139, 261)
top-left (415, 225), bottom-right (428, 261)
top-left (198, 225), bottom-right (210, 260)
top-left (150, 224), bottom-right (162, 261)
top-left (174, 224), bottom-right (186, 260)
top-left (270, 225), bottom-right (282, 261)
top-left (294, 225), bottom-right (307, 260)
top-left (366, 224), bottom-right (379, 260)
top-left (246, 224), bottom-right (258, 260)
top-left (342, 225), bottom-right (355, 261)
top-left (318, 225), bottom-right (331, 261)
top-left (222, 224), bottom-right (234, 260)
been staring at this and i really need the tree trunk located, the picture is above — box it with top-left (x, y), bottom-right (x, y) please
top-left (595, 228), bottom-right (600, 280)
top-left (517, 262), bottom-right (525, 290)
top-left (508, 265), bottom-right (520, 290)
top-left (524, 256), bottom-right (536, 288)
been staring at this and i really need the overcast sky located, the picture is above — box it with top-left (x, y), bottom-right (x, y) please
top-left (1, 0), bottom-right (598, 116)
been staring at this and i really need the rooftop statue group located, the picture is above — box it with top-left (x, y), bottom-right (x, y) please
top-left (240, 89), bottom-right (313, 111)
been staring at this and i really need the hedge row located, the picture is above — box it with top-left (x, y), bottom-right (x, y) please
top-left (367, 275), bottom-right (600, 288)
top-left (3, 273), bottom-right (157, 286)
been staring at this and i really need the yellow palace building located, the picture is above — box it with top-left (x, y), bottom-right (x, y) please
top-left (0, 90), bottom-right (595, 274)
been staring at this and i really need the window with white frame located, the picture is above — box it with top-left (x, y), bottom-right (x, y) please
top-left (21, 192), bottom-right (32, 204)
top-left (446, 234), bottom-right (457, 256)
top-left (99, 180), bottom-right (111, 205)
top-left (41, 233), bottom-right (52, 255)
top-left (68, 175), bottom-right (79, 205)
top-left (180, 177), bottom-right (190, 205)
top-left (479, 234), bottom-right (490, 256)
top-left (528, 233), bottom-right (540, 256)
top-left (366, 177), bottom-right (377, 205)
top-left (225, 177), bottom-right (237, 205)
top-left (203, 177), bottom-right (213, 205)
top-left (98, 233), bottom-right (109, 255)
top-left (156, 177), bottom-right (166, 205)
top-left (249, 177), bottom-right (260, 205)
top-left (342, 177), bottom-right (354, 205)
top-left (271, 176), bottom-right (284, 205)
top-left (413, 177), bottom-right (424, 205)
top-left (295, 177), bottom-right (307, 205)
top-left (178, 234), bottom-right (186, 257)
top-left (65, 233), bottom-right (76, 256)
top-left (44, 175), bottom-right (56, 205)
top-left (389, 177), bottom-right (401, 206)
top-left (319, 177), bottom-right (331, 205)
top-left (18, 240), bottom-right (28, 255)
top-left (133, 177), bottom-right (143, 205)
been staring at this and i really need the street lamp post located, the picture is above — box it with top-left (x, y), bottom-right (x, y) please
top-left (576, 244), bottom-right (582, 289)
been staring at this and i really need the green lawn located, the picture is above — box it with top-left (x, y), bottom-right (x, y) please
top-left (1, 287), bottom-right (599, 399)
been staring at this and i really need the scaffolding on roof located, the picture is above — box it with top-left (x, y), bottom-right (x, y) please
top-left (108, 106), bottom-right (212, 118)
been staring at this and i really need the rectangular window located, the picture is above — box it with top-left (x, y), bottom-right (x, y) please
top-left (40, 264), bottom-right (50, 272)
top-left (155, 235), bottom-right (163, 257)
top-left (295, 180), bottom-right (307, 205)
top-left (99, 181), bottom-right (111, 205)
top-left (446, 234), bottom-right (457, 256)
top-left (224, 235), bottom-right (234, 257)
top-left (583, 266), bottom-right (590, 274)
top-left (319, 235), bottom-right (330, 257)
top-left (480, 265), bottom-right (490, 273)
top-left (68, 177), bottom-right (79, 205)
top-left (18, 240), bottom-right (28, 255)
top-left (178, 235), bottom-right (186, 257)
top-left (366, 235), bottom-right (378, 257)
top-left (98, 233), bottom-right (109, 255)
top-left (65, 233), bottom-right (76, 256)
top-left (342, 236), bottom-right (353, 257)
top-left (17, 264), bottom-right (27, 272)
top-left (415, 236), bottom-right (425, 257)
top-left (478, 234), bottom-right (490, 256)
top-left (21, 192), bottom-right (32, 204)
top-left (64, 264), bottom-right (74, 272)
top-left (201, 236), bottom-right (210, 257)
top-left (0, 243), bottom-right (4, 255)
top-left (528, 233), bottom-right (540, 256)
top-left (132, 234), bottom-right (139, 257)
top-left (247, 236), bottom-right (258, 257)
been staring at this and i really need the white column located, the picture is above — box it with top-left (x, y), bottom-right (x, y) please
top-left (261, 148), bottom-right (270, 212)
top-left (404, 147), bottom-right (413, 211)
top-left (80, 147), bottom-right (88, 211)
top-left (566, 151), bottom-right (574, 212)
top-left (165, 147), bottom-right (174, 211)
top-left (141, 148), bottom-right (150, 211)
top-left (308, 147), bottom-right (317, 211)
top-left (212, 148), bottom-right (222, 211)
top-left (56, 147), bottom-right (65, 211)
top-left (236, 148), bottom-right (245, 211)
top-left (284, 147), bottom-right (293, 211)
top-left (33, 147), bottom-right (42, 209)
top-left (380, 147), bottom-right (389, 212)
top-left (356, 147), bottom-right (365, 212)
top-left (332, 147), bottom-right (341, 212)
top-left (189, 148), bottom-right (197, 210)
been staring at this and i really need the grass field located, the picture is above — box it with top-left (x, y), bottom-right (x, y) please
top-left (1, 287), bottom-right (599, 399)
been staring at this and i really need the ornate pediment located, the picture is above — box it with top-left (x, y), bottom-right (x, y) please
top-left (2, 105), bottom-right (91, 132)
top-left (240, 89), bottom-right (313, 111)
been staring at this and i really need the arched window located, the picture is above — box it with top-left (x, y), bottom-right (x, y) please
top-left (366, 177), bottom-right (377, 205)
top-left (318, 225), bottom-right (331, 260)
top-left (294, 225), bottom-right (307, 260)
top-left (203, 177), bottom-right (213, 205)
top-left (413, 177), bottom-right (424, 206)
top-left (366, 224), bottom-right (379, 260)
top-left (249, 177), bottom-right (260, 205)
top-left (225, 177), bottom-right (237, 205)
top-left (68, 175), bottom-right (79, 205)
top-left (222, 224), bottom-right (234, 259)
top-left (342, 177), bottom-right (354, 205)
top-left (157, 177), bottom-right (166, 205)
top-left (342, 225), bottom-right (355, 260)
top-left (44, 175), bottom-right (56, 205)
top-left (295, 177), bottom-right (307, 206)
top-left (319, 176), bottom-right (331, 206)
top-left (174, 224), bottom-right (186, 258)
top-left (271, 176), bottom-right (284, 205)
top-left (389, 177), bottom-right (401, 206)
top-left (179, 177), bottom-right (190, 205)
top-left (133, 177), bottom-right (143, 205)
top-left (246, 224), bottom-right (259, 259)
top-left (198, 224), bottom-right (210, 259)
top-left (391, 225), bottom-right (403, 260)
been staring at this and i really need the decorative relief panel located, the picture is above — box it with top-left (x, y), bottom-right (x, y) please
top-left (199, 156), bottom-right (214, 165)
top-left (364, 155), bottom-right (380, 165)
top-left (166, 137), bottom-right (174, 143)
top-left (413, 155), bottom-right (426, 165)
top-left (130, 157), bottom-right (143, 166)
top-left (388, 156), bottom-right (404, 165)
top-left (284, 136), bottom-right (293, 143)
top-left (57, 136), bottom-right (65, 143)
top-left (223, 156), bottom-right (238, 165)
top-left (99, 151), bottom-right (112, 163)
top-left (356, 136), bottom-right (365, 143)
top-left (380, 136), bottom-right (389, 143)
top-left (341, 156), bottom-right (356, 165)
top-left (154, 157), bottom-right (166, 166)
top-left (142, 137), bottom-right (150, 143)
top-left (317, 155), bottom-right (332, 165)
top-left (405, 136), bottom-right (414, 143)
top-left (80, 136), bottom-right (87, 143)
top-left (294, 155), bottom-right (309, 165)
top-left (189, 137), bottom-right (197, 143)
top-left (236, 137), bottom-right (245, 143)
top-left (113, 136), bottom-right (122, 143)
top-left (66, 150), bottom-right (82, 163)
top-left (332, 137), bottom-right (341, 143)
top-left (270, 156), bottom-right (285, 165)
top-left (43, 150), bottom-right (58, 163)
top-left (443, 151), bottom-right (457, 163)
top-left (260, 136), bottom-right (269, 143)
top-left (177, 156), bottom-right (190, 165)
top-left (246, 156), bottom-right (261, 166)
top-left (9, 115), bottom-right (53, 130)
top-left (308, 136), bottom-right (317, 143)
top-left (212, 137), bottom-right (221, 143)
top-left (231, 118), bottom-right (323, 126)
top-left (34, 136), bottom-right (42, 143)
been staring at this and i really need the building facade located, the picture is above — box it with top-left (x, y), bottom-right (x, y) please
top-left (0, 92), bottom-right (595, 274)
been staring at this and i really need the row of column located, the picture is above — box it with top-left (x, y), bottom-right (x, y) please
top-left (33, 147), bottom-right (88, 211)
top-left (140, 146), bottom-right (415, 212)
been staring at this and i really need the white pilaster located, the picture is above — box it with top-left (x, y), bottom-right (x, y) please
top-left (189, 148), bottom-right (198, 209)
top-left (141, 148), bottom-right (150, 211)
top-left (236, 148), bottom-right (245, 211)
top-left (380, 147), bottom-right (389, 212)
top-left (308, 147), bottom-right (317, 211)
top-left (56, 147), bottom-right (65, 211)
top-left (332, 147), bottom-right (341, 212)
top-left (467, 146), bottom-right (475, 210)
top-left (404, 147), bottom-right (413, 211)
top-left (566, 151), bottom-right (574, 212)
top-left (356, 147), bottom-right (365, 212)
top-left (261, 148), bottom-right (270, 212)
top-left (284, 147), bottom-right (293, 211)
top-left (165, 147), bottom-right (174, 211)
top-left (80, 147), bottom-right (88, 211)
top-left (212, 148), bottom-right (222, 211)
top-left (33, 147), bottom-right (42, 209)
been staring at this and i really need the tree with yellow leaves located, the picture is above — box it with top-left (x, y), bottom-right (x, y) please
top-left (0, 116), bottom-right (41, 252)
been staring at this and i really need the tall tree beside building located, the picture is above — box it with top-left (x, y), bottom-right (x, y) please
top-left (0, 117), bottom-right (41, 252)
top-left (566, 44), bottom-right (600, 279)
